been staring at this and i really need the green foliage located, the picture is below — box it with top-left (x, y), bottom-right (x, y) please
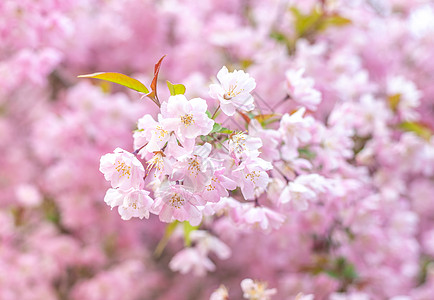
top-left (290, 6), bottom-right (352, 38)
top-left (78, 55), bottom-right (167, 108)
top-left (388, 94), bottom-right (401, 111)
top-left (291, 6), bottom-right (323, 37)
top-left (325, 257), bottom-right (358, 281)
top-left (183, 221), bottom-right (199, 247)
top-left (154, 221), bottom-right (179, 258)
top-left (317, 15), bottom-right (352, 32)
top-left (255, 114), bottom-right (281, 127)
top-left (210, 123), bottom-right (233, 134)
top-left (166, 80), bottom-right (186, 96)
top-left (298, 147), bottom-right (316, 160)
top-left (399, 121), bottom-right (432, 141)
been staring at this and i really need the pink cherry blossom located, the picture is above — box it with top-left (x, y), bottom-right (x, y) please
top-left (190, 230), bottom-right (231, 260)
top-left (231, 156), bottom-right (273, 200)
top-left (241, 278), bottom-right (276, 300)
top-left (160, 95), bottom-right (214, 144)
top-left (279, 107), bottom-right (313, 149)
top-left (133, 114), bottom-right (170, 157)
top-left (104, 188), bottom-right (154, 220)
top-left (279, 181), bottom-right (317, 211)
top-left (99, 148), bottom-right (145, 190)
top-left (209, 66), bottom-right (256, 116)
top-left (228, 131), bottom-right (262, 162)
top-left (285, 68), bottom-right (322, 111)
top-left (209, 285), bottom-right (229, 300)
top-left (169, 247), bottom-right (215, 276)
top-left (6, 1), bottom-right (434, 299)
top-left (239, 204), bottom-right (286, 231)
top-left (201, 167), bottom-right (237, 203)
top-left (153, 181), bottom-right (205, 226)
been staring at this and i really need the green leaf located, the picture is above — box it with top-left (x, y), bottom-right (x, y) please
top-left (210, 123), bottom-right (233, 134)
top-left (200, 135), bottom-right (213, 143)
top-left (298, 147), bottom-right (316, 160)
top-left (183, 221), bottom-right (199, 247)
top-left (270, 31), bottom-right (288, 43)
top-left (399, 121), bottom-right (432, 141)
top-left (211, 123), bottom-right (222, 133)
top-left (290, 6), bottom-right (322, 37)
top-left (153, 221), bottom-right (179, 258)
top-left (78, 72), bottom-right (149, 94)
top-left (325, 256), bottom-right (358, 281)
top-left (219, 128), bottom-right (233, 134)
top-left (166, 80), bottom-right (186, 96)
top-left (255, 113), bottom-right (281, 127)
top-left (290, 6), bottom-right (351, 37)
top-left (240, 59), bottom-right (253, 69)
top-left (318, 15), bottom-right (352, 32)
top-left (388, 94), bottom-right (401, 111)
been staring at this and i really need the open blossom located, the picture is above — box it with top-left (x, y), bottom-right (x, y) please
top-left (279, 107), bottom-right (313, 149)
top-left (171, 143), bottom-right (214, 190)
top-left (210, 285), bottom-right (229, 300)
top-left (190, 230), bottom-right (232, 260)
top-left (248, 120), bottom-right (281, 162)
top-left (133, 114), bottom-right (170, 157)
top-left (231, 156), bottom-right (273, 200)
top-left (144, 150), bottom-right (173, 179)
top-left (209, 66), bottom-right (256, 116)
top-left (238, 204), bottom-right (286, 231)
top-left (169, 231), bottom-right (231, 276)
top-left (152, 181), bottom-right (205, 226)
top-left (295, 293), bottom-right (314, 300)
top-left (104, 188), bottom-right (154, 220)
top-left (241, 278), bottom-right (276, 300)
top-left (387, 76), bottom-right (421, 121)
top-left (160, 95), bottom-right (214, 144)
top-left (99, 148), bottom-right (145, 189)
top-left (285, 68), bottom-right (322, 111)
top-left (228, 131), bottom-right (262, 162)
top-left (279, 181), bottom-right (317, 211)
top-left (169, 247), bottom-right (215, 276)
top-left (201, 167), bottom-right (237, 203)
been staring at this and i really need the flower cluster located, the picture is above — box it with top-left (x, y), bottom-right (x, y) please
top-left (99, 67), bottom-right (274, 228)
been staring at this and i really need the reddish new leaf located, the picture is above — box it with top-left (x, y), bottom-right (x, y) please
top-left (147, 55), bottom-right (166, 104)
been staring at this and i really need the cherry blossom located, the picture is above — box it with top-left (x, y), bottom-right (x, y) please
top-left (285, 68), bottom-right (322, 111)
top-left (153, 181), bottom-right (205, 226)
top-left (160, 95), bottom-right (214, 144)
top-left (241, 278), bottom-right (276, 300)
top-left (231, 156), bottom-right (273, 200)
top-left (99, 148), bottom-right (145, 190)
top-left (5, 1), bottom-right (434, 299)
top-left (209, 66), bottom-right (256, 116)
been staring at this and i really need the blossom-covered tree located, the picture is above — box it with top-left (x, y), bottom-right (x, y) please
top-left (1, 0), bottom-right (434, 299)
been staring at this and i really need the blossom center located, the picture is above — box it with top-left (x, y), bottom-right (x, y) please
top-left (245, 170), bottom-right (260, 183)
top-left (206, 176), bottom-right (218, 191)
top-left (187, 156), bottom-right (201, 176)
top-left (155, 126), bottom-right (168, 141)
top-left (180, 114), bottom-right (195, 127)
top-left (169, 193), bottom-right (185, 208)
top-left (230, 132), bottom-right (247, 154)
top-left (223, 84), bottom-right (243, 100)
top-left (114, 160), bottom-right (131, 178)
top-left (146, 151), bottom-right (165, 177)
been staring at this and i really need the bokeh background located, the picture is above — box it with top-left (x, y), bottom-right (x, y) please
top-left (1, 0), bottom-right (434, 299)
